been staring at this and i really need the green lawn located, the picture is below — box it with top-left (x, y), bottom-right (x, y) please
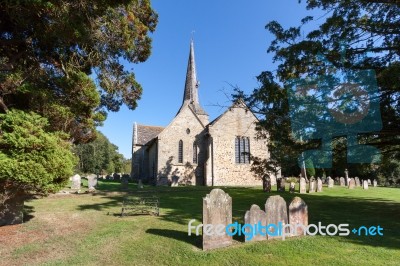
top-left (1, 181), bottom-right (399, 266)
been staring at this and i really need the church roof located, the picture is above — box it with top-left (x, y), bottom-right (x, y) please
top-left (208, 99), bottom-right (258, 126)
top-left (136, 124), bottom-right (164, 145)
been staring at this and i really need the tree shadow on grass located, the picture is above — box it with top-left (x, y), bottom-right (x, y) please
top-left (146, 228), bottom-right (202, 248)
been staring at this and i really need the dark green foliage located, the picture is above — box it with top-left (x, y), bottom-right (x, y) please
top-left (0, 110), bottom-right (76, 198)
top-left (74, 131), bottom-right (127, 175)
top-left (241, 0), bottom-right (399, 182)
top-left (0, 0), bottom-right (158, 142)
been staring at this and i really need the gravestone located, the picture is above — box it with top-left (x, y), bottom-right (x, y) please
top-left (309, 180), bottom-right (316, 193)
top-left (263, 176), bottom-right (271, 193)
top-left (121, 175), bottom-right (129, 190)
top-left (71, 174), bottom-right (81, 190)
top-left (321, 177), bottom-right (326, 184)
top-left (244, 204), bottom-right (267, 242)
top-left (363, 180), bottom-right (369, 190)
top-left (348, 178), bottom-right (355, 189)
top-left (344, 169), bottom-right (349, 186)
top-left (87, 174), bottom-right (97, 190)
top-left (373, 180), bottom-right (377, 187)
top-left (289, 182), bottom-right (295, 193)
top-left (355, 177), bottom-right (360, 187)
top-left (265, 195), bottom-right (288, 239)
top-left (289, 197), bottom-right (308, 237)
top-left (367, 179), bottom-right (372, 185)
top-left (339, 177), bottom-right (345, 186)
top-left (113, 173), bottom-right (121, 181)
top-left (277, 178), bottom-right (285, 192)
top-left (316, 178), bottom-right (323, 192)
top-left (334, 177), bottom-right (339, 185)
top-left (299, 177), bottom-right (306, 194)
top-left (328, 177), bottom-right (334, 188)
top-left (203, 189), bottom-right (232, 250)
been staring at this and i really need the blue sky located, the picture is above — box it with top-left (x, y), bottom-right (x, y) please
top-left (98, 0), bottom-right (321, 158)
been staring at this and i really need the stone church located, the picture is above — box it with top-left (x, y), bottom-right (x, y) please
top-left (131, 41), bottom-right (277, 186)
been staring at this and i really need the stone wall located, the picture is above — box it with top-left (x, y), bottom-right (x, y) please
top-left (157, 104), bottom-right (208, 185)
top-left (205, 104), bottom-right (272, 186)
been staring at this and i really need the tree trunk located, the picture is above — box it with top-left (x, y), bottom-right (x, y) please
top-left (0, 96), bottom-right (8, 113)
top-left (0, 186), bottom-right (25, 226)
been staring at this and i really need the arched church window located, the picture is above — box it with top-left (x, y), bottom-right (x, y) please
top-left (193, 142), bottom-right (198, 164)
top-left (178, 140), bottom-right (183, 163)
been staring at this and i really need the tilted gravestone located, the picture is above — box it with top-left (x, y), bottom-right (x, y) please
top-left (299, 177), bottom-right (307, 194)
top-left (265, 195), bottom-right (288, 239)
top-left (363, 180), bottom-right (369, 190)
top-left (339, 177), bottom-right (345, 186)
top-left (316, 178), bottom-right (323, 192)
top-left (289, 182), bottom-right (295, 193)
top-left (71, 174), bottom-right (81, 190)
top-left (309, 180), bottom-right (316, 193)
top-left (328, 177), bottom-right (334, 188)
top-left (355, 177), bottom-right (360, 187)
top-left (277, 178), bottom-right (286, 192)
top-left (348, 178), bottom-right (355, 189)
top-left (289, 197), bottom-right (308, 237)
top-left (203, 189), bottom-right (232, 250)
top-left (244, 204), bottom-right (267, 242)
top-left (373, 180), bottom-right (377, 187)
top-left (87, 174), bottom-right (97, 190)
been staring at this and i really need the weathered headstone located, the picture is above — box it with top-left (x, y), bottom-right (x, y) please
top-left (277, 178), bottom-right (285, 192)
top-left (71, 174), bottom-right (81, 190)
top-left (344, 169), bottom-right (349, 186)
top-left (203, 189), bottom-right (232, 250)
top-left (121, 175), bottom-right (129, 190)
top-left (299, 177), bottom-right (306, 194)
top-left (321, 177), bottom-right (326, 184)
top-left (289, 197), bottom-right (308, 237)
top-left (367, 179), bottom-right (372, 185)
top-left (363, 180), bottom-right (369, 190)
top-left (244, 205), bottom-right (267, 242)
top-left (87, 174), bottom-right (97, 190)
top-left (348, 178), bottom-right (355, 189)
top-left (373, 180), bottom-right (377, 187)
top-left (265, 195), bottom-right (288, 239)
top-left (316, 178), bottom-right (323, 192)
top-left (328, 177), bottom-right (334, 188)
top-left (339, 177), bottom-right (345, 186)
top-left (309, 180), bottom-right (316, 193)
top-left (289, 182), bottom-right (295, 193)
top-left (263, 176), bottom-right (271, 192)
top-left (334, 177), bottom-right (339, 185)
top-left (355, 177), bottom-right (360, 187)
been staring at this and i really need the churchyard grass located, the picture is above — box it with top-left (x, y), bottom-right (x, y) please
top-left (0, 181), bottom-right (399, 265)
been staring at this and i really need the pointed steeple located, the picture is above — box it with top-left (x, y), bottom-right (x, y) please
top-left (180, 39), bottom-right (207, 116)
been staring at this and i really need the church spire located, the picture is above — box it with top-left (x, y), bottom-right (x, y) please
top-left (183, 39), bottom-right (199, 104)
top-left (180, 39), bottom-right (207, 116)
